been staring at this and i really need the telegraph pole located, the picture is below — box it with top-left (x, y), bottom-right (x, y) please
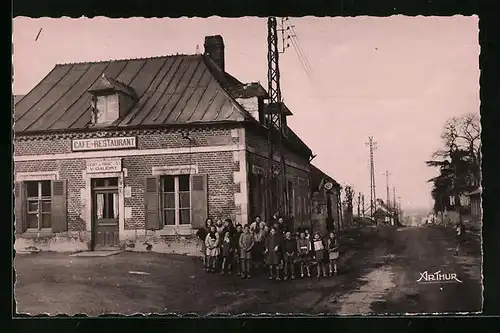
top-left (392, 187), bottom-right (396, 212)
top-left (265, 17), bottom-right (288, 221)
top-left (365, 137), bottom-right (378, 219)
top-left (383, 170), bottom-right (391, 209)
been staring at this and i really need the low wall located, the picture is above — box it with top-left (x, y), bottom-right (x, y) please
top-left (123, 234), bottom-right (203, 256)
top-left (14, 231), bottom-right (203, 256)
top-left (15, 231), bottom-right (90, 253)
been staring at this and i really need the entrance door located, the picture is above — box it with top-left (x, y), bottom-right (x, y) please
top-left (91, 178), bottom-right (119, 250)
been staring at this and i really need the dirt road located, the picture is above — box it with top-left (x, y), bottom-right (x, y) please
top-left (14, 225), bottom-right (481, 315)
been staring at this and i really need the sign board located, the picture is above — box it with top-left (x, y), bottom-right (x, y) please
top-left (72, 136), bottom-right (136, 152)
top-left (86, 158), bottom-right (122, 173)
top-left (153, 165), bottom-right (198, 176)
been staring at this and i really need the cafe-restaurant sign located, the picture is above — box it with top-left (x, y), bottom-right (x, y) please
top-left (72, 136), bottom-right (137, 152)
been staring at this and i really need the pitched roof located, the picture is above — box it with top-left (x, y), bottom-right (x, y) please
top-left (14, 54), bottom-right (251, 132)
top-left (310, 164), bottom-right (340, 192)
top-left (88, 74), bottom-right (138, 98)
top-left (14, 95), bottom-right (25, 105)
top-left (14, 53), bottom-right (313, 157)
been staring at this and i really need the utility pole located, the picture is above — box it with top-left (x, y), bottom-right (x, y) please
top-left (365, 137), bottom-right (378, 219)
top-left (392, 186), bottom-right (397, 224)
top-left (392, 187), bottom-right (396, 212)
top-left (265, 17), bottom-right (288, 222)
top-left (383, 170), bottom-right (391, 209)
top-left (398, 196), bottom-right (402, 221)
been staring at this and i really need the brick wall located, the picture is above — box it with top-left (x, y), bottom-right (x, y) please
top-left (123, 151), bottom-right (237, 229)
top-left (14, 126), bottom-right (239, 156)
top-left (14, 125), bottom-right (242, 234)
top-left (245, 127), bottom-right (311, 227)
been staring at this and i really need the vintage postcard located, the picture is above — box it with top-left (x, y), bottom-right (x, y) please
top-left (13, 16), bottom-right (482, 316)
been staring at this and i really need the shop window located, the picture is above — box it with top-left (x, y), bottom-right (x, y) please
top-left (25, 180), bottom-right (52, 230)
top-left (161, 175), bottom-right (191, 227)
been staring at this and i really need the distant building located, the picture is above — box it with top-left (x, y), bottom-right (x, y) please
top-left (309, 164), bottom-right (341, 234)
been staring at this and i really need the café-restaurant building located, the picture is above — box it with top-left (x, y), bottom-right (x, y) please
top-left (13, 36), bottom-right (315, 253)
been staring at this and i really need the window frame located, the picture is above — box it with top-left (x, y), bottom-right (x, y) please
top-left (25, 180), bottom-right (52, 232)
top-left (93, 94), bottom-right (119, 126)
top-left (160, 175), bottom-right (192, 228)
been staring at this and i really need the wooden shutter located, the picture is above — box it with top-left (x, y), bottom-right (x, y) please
top-left (14, 182), bottom-right (26, 234)
top-left (190, 174), bottom-right (208, 229)
top-left (51, 179), bottom-right (68, 233)
top-left (145, 176), bottom-right (161, 230)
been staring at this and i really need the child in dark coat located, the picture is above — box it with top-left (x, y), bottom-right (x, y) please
top-left (232, 224), bottom-right (243, 276)
top-left (220, 231), bottom-right (233, 275)
top-left (265, 228), bottom-right (283, 281)
top-left (283, 231), bottom-right (297, 280)
top-left (239, 225), bottom-right (255, 278)
top-left (327, 231), bottom-right (340, 276)
top-left (312, 232), bottom-right (327, 278)
top-left (296, 231), bottom-right (311, 278)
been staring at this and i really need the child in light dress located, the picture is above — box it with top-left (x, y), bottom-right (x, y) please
top-left (204, 225), bottom-right (220, 273)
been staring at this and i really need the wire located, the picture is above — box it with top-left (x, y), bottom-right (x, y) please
top-left (282, 18), bottom-right (324, 97)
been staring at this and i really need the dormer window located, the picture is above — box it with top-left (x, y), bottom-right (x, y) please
top-left (88, 74), bottom-right (137, 127)
top-left (94, 94), bottom-right (119, 125)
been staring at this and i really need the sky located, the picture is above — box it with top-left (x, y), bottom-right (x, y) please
top-left (12, 16), bottom-right (480, 212)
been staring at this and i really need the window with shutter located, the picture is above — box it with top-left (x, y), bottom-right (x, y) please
top-left (22, 180), bottom-right (54, 231)
top-left (145, 176), bottom-right (161, 230)
top-left (159, 175), bottom-right (192, 227)
top-left (190, 174), bottom-right (208, 229)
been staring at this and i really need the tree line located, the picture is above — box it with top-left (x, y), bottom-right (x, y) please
top-left (426, 113), bottom-right (481, 214)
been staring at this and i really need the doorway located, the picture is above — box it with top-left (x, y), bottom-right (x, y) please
top-left (91, 177), bottom-right (119, 250)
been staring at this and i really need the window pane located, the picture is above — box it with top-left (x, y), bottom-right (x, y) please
top-left (179, 192), bottom-right (190, 208)
top-left (163, 193), bottom-right (175, 209)
top-left (93, 179), bottom-right (105, 188)
top-left (27, 200), bottom-right (39, 213)
top-left (179, 209), bottom-right (191, 225)
top-left (26, 181), bottom-right (38, 197)
top-left (164, 209), bottom-right (176, 226)
top-left (41, 181), bottom-right (51, 197)
top-left (96, 193), bottom-right (104, 219)
top-left (178, 175), bottom-right (190, 191)
top-left (162, 176), bottom-right (175, 192)
top-left (107, 178), bottom-right (118, 187)
top-left (27, 213), bottom-right (38, 229)
top-left (103, 192), bottom-right (117, 219)
top-left (41, 213), bottom-right (51, 229)
top-left (41, 200), bottom-right (51, 213)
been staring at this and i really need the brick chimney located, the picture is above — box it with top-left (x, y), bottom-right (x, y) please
top-left (204, 35), bottom-right (225, 72)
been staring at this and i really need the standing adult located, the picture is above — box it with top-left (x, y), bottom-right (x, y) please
top-left (455, 221), bottom-right (466, 256)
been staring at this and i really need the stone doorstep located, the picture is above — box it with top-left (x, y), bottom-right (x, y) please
top-left (70, 250), bottom-right (122, 257)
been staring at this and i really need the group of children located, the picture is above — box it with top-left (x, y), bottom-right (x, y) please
top-left (196, 216), bottom-right (341, 281)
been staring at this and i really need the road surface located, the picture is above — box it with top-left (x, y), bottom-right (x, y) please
top-left (14, 225), bottom-right (481, 315)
